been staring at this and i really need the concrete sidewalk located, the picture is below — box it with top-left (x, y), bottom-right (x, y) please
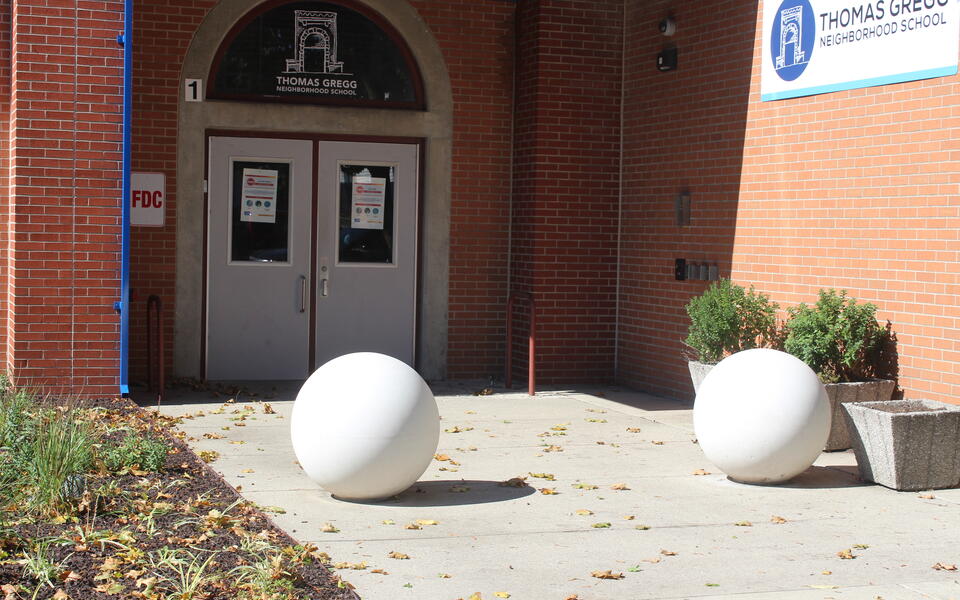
top-left (148, 381), bottom-right (960, 600)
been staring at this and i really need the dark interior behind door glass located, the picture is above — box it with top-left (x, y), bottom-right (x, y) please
top-left (231, 161), bottom-right (291, 263)
top-left (338, 163), bottom-right (395, 263)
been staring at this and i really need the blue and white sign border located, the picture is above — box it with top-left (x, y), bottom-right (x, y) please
top-left (762, 0), bottom-right (960, 101)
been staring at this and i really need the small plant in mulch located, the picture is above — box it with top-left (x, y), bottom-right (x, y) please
top-left (0, 374), bottom-right (357, 600)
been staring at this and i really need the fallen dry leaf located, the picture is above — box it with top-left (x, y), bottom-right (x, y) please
top-left (651, 441), bottom-right (664, 445)
top-left (404, 523), bottom-right (421, 530)
top-left (625, 427), bottom-right (642, 433)
top-left (449, 485), bottom-right (470, 493)
top-left (610, 483), bottom-right (630, 491)
top-left (333, 561), bottom-right (367, 570)
top-left (572, 483), bottom-right (598, 490)
top-left (444, 425), bottom-right (474, 433)
top-left (467, 593), bottom-right (482, 600)
top-left (660, 549), bottom-right (678, 556)
top-left (438, 573), bottom-right (451, 578)
top-left (692, 468), bottom-right (710, 476)
top-left (641, 557), bottom-right (661, 563)
top-left (575, 509), bottom-right (594, 516)
top-left (388, 551), bottom-right (410, 560)
top-left (434, 453), bottom-right (451, 461)
top-left (837, 549), bottom-right (856, 560)
top-left (919, 493), bottom-right (936, 499)
top-left (240, 468), bottom-right (254, 473)
top-left (52, 591), bottom-right (70, 600)
top-left (591, 522), bottom-right (612, 528)
top-left (624, 515), bottom-right (635, 520)
top-left (635, 524), bottom-right (651, 530)
top-left (539, 487), bottom-right (558, 495)
top-left (591, 569), bottom-right (625, 580)
top-left (499, 476), bottom-right (528, 488)
top-left (543, 445), bottom-right (564, 452)
top-left (494, 593), bottom-right (511, 598)
top-left (529, 472), bottom-right (556, 480)
top-left (262, 403), bottom-right (275, 414)
top-left (382, 519), bottom-right (395, 525)
top-left (564, 596), bottom-right (580, 600)
top-left (821, 570), bottom-right (832, 575)
top-left (734, 521), bottom-right (752, 527)
top-left (371, 569), bottom-right (389, 575)
top-left (933, 562), bottom-right (958, 571)
top-left (320, 523), bottom-right (339, 533)
top-left (771, 515), bottom-right (787, 524)
top-left (416, 519), bottom-right (439, 526)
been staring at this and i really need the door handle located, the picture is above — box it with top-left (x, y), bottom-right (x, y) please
top-left (320, 277), bottom-right (329, 297)
top-left (299, 275), bottom-right (307, 313)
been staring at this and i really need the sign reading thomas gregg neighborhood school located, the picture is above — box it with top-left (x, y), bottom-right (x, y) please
top-left (762, 0), bottom-right (959, 101)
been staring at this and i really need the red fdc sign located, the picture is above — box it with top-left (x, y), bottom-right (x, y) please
top-left (131, 172), bottom-right (165, 227)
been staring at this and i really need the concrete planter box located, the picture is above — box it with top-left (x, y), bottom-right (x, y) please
top-left (823, 380), bottom-right (895, 451)
top-left (688, 361), bottom-right (714, 395)
top-left (843, 399), bottom-right (960, 491)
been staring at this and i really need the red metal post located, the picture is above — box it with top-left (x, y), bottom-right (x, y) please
top-left (506, 294), bottom-right (515, 389)
top-left (147, 295), bottom-right (165, 406)
top-left (527, 294), bottom-right (536, 396)
top-left (505, 292), bottom-right (535, 396)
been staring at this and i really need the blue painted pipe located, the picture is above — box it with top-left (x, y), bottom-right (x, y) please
top-left (116, 0), bottom-right (132, 396)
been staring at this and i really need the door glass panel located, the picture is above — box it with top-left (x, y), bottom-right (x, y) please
top-left (230, 160), bottom-right (291, 263)
top-left (337, 163), bottom-right (395, 264)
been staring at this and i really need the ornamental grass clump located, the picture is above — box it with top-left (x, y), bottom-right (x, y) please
top-left (684, 279), bottom-right (780, 364)
top-left (783, 289), bottom-right (892, 383)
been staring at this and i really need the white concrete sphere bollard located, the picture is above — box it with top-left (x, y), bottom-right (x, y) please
top-left (290, 352), bottom-right (440, 501)
top-left (693, 348), bottom-right (830, 484)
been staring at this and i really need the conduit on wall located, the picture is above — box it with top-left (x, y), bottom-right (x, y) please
top-left (115, 0), bottom-right (133, 396)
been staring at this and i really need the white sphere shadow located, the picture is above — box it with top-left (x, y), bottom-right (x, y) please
top-left (693, 348), bottom-right (830, 484)
top-left (290, 352), bottom-right (440, 501)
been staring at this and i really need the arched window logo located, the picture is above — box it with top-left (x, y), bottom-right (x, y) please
top-left (771, 0), bottom-right (816, 81)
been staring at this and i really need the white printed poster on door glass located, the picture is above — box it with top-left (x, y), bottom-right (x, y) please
top-left (240, 168), bottom-right (279, 223)
top-left (351, 176), bottom-right (386, 230)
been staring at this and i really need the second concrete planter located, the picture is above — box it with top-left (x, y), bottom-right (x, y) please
top-left (823, 380), bottom-right (896, 451)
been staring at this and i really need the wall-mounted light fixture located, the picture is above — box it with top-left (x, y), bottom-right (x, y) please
top-left (657, 46), bottom-right (678, 71)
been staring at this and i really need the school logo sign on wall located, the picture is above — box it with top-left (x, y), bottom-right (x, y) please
top-left (209, 1), bottom-right (423, 108)
top-left (761, 0), bottom-right (960, 101)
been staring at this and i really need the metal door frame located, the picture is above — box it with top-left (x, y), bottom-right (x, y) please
top-left (202, 130), bottom-right (425, 379)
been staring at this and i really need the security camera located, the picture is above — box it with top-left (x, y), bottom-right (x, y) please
top-left (659, 17), bottom-right (676, 36)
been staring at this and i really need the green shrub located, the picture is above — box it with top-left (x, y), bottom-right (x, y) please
top-left (684, 279), bottom-right (780, 363)
top-left (104, 432), bottom-right (169, 473)
top-left (783, 289), bottom-right (890, 383)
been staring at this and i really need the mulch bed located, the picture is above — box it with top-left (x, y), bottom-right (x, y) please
top-left (0, 397), bottom-right (358, 600)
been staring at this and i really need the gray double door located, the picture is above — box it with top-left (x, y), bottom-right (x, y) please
top-left (206, 136), bottom-right (418, 380)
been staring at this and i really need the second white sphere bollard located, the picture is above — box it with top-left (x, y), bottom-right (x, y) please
top-left (290, 352), bottom-right (440, 500)
top-left (693, 348), bottom-right (830, 484)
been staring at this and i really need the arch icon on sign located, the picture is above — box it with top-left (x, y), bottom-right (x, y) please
top-left (771, 0), bottom-right (815, 81)
top-left (285, 10), bottom-right (346, 75)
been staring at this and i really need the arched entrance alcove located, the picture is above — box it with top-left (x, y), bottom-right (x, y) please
top-left (174, 0), bottom-right (452, 381)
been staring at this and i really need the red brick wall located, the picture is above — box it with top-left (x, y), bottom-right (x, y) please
top-left (1, 1), bottom-right (11, 374)
top-left (127, 0), bottom-right (518, 384)
top-left (4, 0), bottom-right (124, 396)
top-left (619, 0), bottom-right (960, 405)
top-left (511, 0), bottom-right (622, 384)
top-left (128, 0), bottom-right (217, 385)
top-left (410, 0), bottom-right (516, 380)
